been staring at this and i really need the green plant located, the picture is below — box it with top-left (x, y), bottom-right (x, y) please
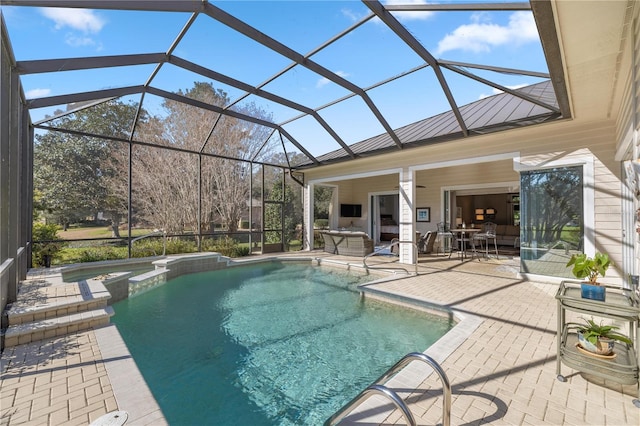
top-left (314, 219), bottom-right (329, 229)
top-left (204, 236), bottom-right (251, 257)
top-left (568, 317), bottom-right (632, 346)
top-left (565, 252), bottom-right (611, 284)
top-left (32, 223), bottom-right (65, 266)
top-left (78, 247), bottom-right (121, 263)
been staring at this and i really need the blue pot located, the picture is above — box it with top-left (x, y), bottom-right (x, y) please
top-left (580, 283), bottom-right (605, 301)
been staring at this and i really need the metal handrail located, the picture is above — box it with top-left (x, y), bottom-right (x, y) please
top-left (325, 352), bottom-right (451, 426)
top-left (363, 240), bottom-right (419, 275)
top-left (131, 229), bottom-right (166, 256)
top-left (326, 384), bottom-right (416, 426)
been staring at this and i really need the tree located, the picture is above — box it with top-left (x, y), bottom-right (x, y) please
top-left (314, 186), bottom-right (334, 223)
top-left (520, 166), bottom-right (583, 246)
top-left (34, 100), bottom-right (138, 234)
top-left (264, 177), bottom-right (301, 248)
top-left (131, 82), bottom-right (275, 235)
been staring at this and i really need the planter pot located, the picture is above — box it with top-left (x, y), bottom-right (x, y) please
top-left (42, 254), bottom-right (52, 268)
top-left (578, 332), bottom-right (615, 355)
top-left (580, 282), bottom-right (605, 301)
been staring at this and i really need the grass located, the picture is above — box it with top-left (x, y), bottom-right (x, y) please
top-left (59, 226), bottom-right (154, 240)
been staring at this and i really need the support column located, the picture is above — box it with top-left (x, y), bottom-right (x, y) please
top-left (303, 183), bottom-right (314, 251)
top-left (398, 168), bottom-right (416, 264)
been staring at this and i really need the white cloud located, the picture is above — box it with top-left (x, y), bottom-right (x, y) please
top-left (40, 8), bottom-right (105, 33)
top-left (436, 11), bottom-right (538, 55)
top-left (317, 71), bottom-right (349, 88)
top-left (25, 88), bottom-right (51, 99)
top-left (478, 84), bottom-right (528, 100)
top-left (64, 34), bottom-right (103, 49)
top-left (341, 8), bottom-right (362, 23)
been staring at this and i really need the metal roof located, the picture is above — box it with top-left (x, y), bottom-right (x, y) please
top-left (1, 1), bottom-right (569, 170)
top-left (309, 79), bottom-right (560, 165)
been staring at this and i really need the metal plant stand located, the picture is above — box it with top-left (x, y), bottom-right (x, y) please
top-left (556, 280), bottom-right (640, 408)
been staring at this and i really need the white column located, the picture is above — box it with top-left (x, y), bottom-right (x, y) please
top-left (303, 183), bottom-right (314, 251)
top-left (398, 168), bottom-right (416, 264)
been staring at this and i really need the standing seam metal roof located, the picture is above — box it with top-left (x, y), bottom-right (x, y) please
top-left (308, 79), bottom-right (560, 166)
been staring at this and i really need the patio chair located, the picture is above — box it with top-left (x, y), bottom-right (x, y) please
top-left (435, 222), bottom-right (453, 255)
top-left (418, 231), bottom-right (437, 254)
top-left (473, 222), bottom-right (499, 259)
top-left (449, 230), bottom-right (473, 260)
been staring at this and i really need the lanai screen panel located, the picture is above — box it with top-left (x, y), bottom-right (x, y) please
top-left (2, 1), bottom-right (565, 169)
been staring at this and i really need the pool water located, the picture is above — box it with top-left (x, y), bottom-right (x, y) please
top-left (111, 262), bottom-right (452, 425)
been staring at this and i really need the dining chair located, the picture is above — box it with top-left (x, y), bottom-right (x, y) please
top-left (436, 222), bottom-right (453, 255)
top-left (473, 222), bottom-right (499, 259)
top-left (449, 230), bottom-right (471, 260)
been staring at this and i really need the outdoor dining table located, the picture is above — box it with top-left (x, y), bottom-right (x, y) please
top-left (450, 228), bottom-right (482, 260)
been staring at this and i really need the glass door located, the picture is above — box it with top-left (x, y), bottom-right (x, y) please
top-left (520, 166), bottom-right (583, 277)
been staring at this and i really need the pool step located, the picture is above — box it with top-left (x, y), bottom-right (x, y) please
top-left (3, 277), bottom-right (113, 348)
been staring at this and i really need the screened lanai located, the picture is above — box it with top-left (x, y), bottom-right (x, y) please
top-left (2, 1), bottom-right (571, 310)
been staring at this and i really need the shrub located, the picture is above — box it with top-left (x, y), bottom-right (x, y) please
top-left (32, 223), bottom-right (65, 267)
top-left (78, 247), bottom-right (121, 263)
top-left (205, 236), bottom-right (250, 257)
top-left (165, 238), bottom-right (198, 255)
top-left (314, 219), bottom-right (329, 229)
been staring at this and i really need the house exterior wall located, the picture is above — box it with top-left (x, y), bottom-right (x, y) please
top-left (304, 117), bottom-right (624, 279)
top-left (613, 9), bottom-right (640, 287)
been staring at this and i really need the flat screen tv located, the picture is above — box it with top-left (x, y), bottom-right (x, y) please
top-left (340, 203), bottom-right (362, 217)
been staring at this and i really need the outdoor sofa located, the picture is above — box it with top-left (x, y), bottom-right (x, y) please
top-left (493, 225), bottom-right (520, 247)
top-left (319, 230), bottom-right (374, 256)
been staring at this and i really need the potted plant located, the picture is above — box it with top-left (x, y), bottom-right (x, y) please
top-left (568, 317), bottom-right (632, 356)
top-left (32, 223), bottom-right (64, 268)
top-left (39, 243), bottom-right (61, 267)
top-left (566, 252), bottom-right (611, 301)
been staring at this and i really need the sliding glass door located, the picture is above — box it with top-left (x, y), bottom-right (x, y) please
top-left (520, 166), bottom-right (583, 277)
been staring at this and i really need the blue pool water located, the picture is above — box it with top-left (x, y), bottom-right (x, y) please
top-left (111, 262), bottom-right (452, 425)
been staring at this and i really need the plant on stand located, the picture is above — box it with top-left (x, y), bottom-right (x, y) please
top-left (568, 317), bottom-right (632, 356)
top-left (566, 252), bottom-right (611, 301)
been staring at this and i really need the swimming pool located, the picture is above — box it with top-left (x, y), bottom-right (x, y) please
top-left (111, 261), bottom-right (453, 425)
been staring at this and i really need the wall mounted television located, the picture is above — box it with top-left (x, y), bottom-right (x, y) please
top-left (340, 203), bottom-right (362, 217)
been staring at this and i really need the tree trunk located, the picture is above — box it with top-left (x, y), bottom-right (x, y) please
top-left (110, 213), bottom-right (121, 238)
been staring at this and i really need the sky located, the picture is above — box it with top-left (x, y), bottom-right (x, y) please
top-left (1, 1), bottom-right (549, 159)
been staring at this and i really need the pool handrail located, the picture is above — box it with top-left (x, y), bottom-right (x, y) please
top-left (363, 239), bottom-right (419, 275)
top-left (324, 352), bottom-right (451, 426)
top-left (326, 384), bottom-right (416, 426)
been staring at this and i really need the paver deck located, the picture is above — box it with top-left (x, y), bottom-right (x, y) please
top-left (1, 252), bottom-right (638, 425)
